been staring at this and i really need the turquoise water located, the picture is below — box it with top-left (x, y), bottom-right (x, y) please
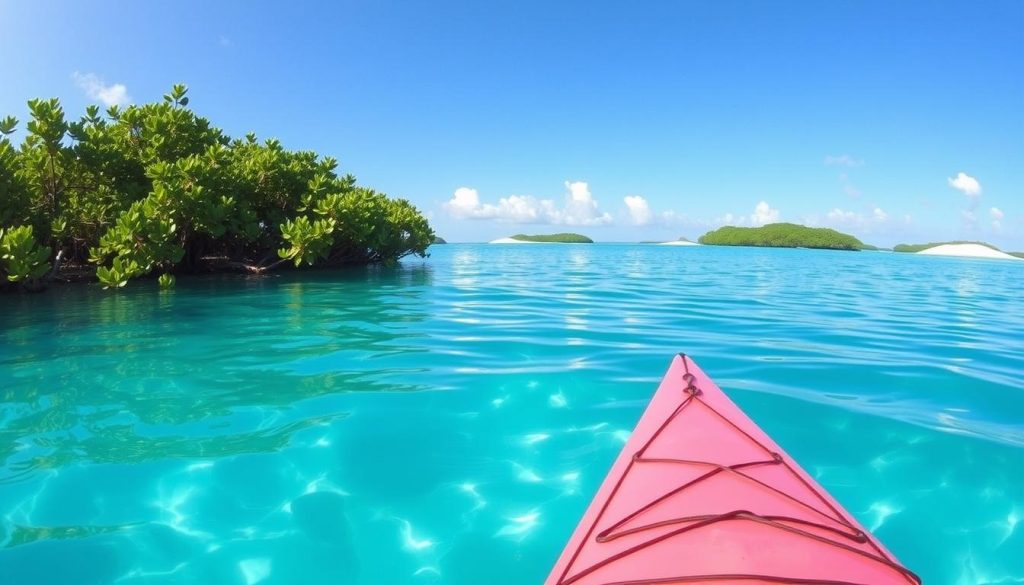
top-left (1, 244), bottom-right (1022, 584)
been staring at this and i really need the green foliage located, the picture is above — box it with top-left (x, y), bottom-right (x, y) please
top-left (96, 256), bottom-right (140, 289)
top-left (510, 233), bottom-right (593, 243)
top-left (697, 223), bottom-right (867, 251)
top-left (893, 241), bottom-right (999, 253)
top-left (0, 84), bottom-right (434, 291)
top-left (0, 225), bottom-right (51, 284)
top-left (158, 273), bottom-right (175, 288)
top-left (1010, 252), bottom-right (1024, 259)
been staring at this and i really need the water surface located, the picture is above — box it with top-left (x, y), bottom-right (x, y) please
top-left (1, 244), bottom-right (1022, 584)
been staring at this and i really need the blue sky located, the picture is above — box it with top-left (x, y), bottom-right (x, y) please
top-left (2, 1), bottom-right (1022, 246)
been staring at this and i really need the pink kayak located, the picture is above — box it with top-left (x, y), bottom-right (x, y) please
top-left (546, 354), bottom-right (919, 585)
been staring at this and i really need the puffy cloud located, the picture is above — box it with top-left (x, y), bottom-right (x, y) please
top-left (444, 187), bottom-right (551, 222)
top-left (446, 187), bottom-right (482, 217)
top-left (623, 195), bottom-right (653, 226)
top-left (824, 154), bottom-right (863, 167)
top-left (990, 207), bottom-right (1004, 230)
top-left (716, 201), bottom-right (780, 227)
top-left (948, 172), bottom-right (981, 198)
top-left (872, 207), bottom-right (889, 222)
top-left (750, 201), bottom-right (780, 226)
top-left (443, 182), bottom-right (611, 226)
top-left (561, 181), bottom-right (612, 226)
top-left (72, 72), bottom-right (131, 107)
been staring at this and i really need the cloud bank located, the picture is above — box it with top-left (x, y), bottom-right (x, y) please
top-left (444, 181), bottom-right (612, 226)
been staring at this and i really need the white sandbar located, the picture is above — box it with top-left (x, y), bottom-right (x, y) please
top-left (917, 243), bottom-right (1020, 260)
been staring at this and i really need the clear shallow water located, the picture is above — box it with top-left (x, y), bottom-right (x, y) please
top-left (0, 244), bottom-right (1022, 585)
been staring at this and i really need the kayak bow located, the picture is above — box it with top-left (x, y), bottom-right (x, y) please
top-left (546, 354), bottom-right (919, 585)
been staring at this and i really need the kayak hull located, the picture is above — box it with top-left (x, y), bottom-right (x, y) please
top-left (545, 354), bottom-right (918, 585)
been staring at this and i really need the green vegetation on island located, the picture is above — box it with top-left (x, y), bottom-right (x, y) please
top-left (1011, 252), bottom-right (1024, 259)
top-left (432, 236), bottom-right (447, 244)
top-left (893, 241), bottom-right (998, 253)
top-left (511, 233), bottom-right (593, 243)
top-left (0, 85), bottom-right (433, 292)
top-left (698, 223), bottom-right (867, 251)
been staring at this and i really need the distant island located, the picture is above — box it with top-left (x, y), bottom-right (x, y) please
top-left (432, 236), bottom-right (447, 244)
top-left (698, 223), bottom-right (868, 251)
top-left (490, 233), bottom-right (594, 244)
top-left (893, 240), bottom-right (997, 253)
top-left (894, 241), bottom-right (1022, 260)
top-left (650, 237), bottom-right (698, 246)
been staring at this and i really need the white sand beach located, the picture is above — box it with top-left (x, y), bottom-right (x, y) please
top-left (488, 237), bottom-right (543, 244)
top-left (657, 240), bottom-right (699, 246)
top-left (917, 243), bottom-right (1021, 260)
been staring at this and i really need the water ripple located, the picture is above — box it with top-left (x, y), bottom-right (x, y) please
top-left (0, 244), bottom-right (1022, 584)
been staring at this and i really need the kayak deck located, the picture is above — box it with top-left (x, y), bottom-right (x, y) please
top-left (546, 354), bottom-right (919, 585)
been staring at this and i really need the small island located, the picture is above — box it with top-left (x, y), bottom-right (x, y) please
top-left (490, 233), bottom-right (593, 244)
top-left (655, 237), bottom-right (699, 246)
top-left (895, 241), bottom-right (1022, 260)
top-left (698, 223), bottom-right (868, 251)
top-left (432, 236), bottom-right (447, 244)
top-left (894, 241), bottom-right (996, 253)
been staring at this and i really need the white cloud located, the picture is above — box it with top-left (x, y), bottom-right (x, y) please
top-left (623, 195), bottom-right (652, 226)
top-left (750, 201), bottom-right (780, 226)
top-left (948, 172), bottom-right (981, 198)
top-left (817, 206), bottom-right (891, 232)
top-left (990, 207), bottom-right (1004, 230)
top-left (72, 72), bottom-right (131, 107)
top-left (443, 182), bottom-right (611, 226)
top-left (716, 212), bottom-right (745, 226)
top-left (445, 187), bottom-right (485, 218)
top-left (716, 201), bottom-right (780, 227)
top-left (824, 154), bottom-right (863, 167)
top-left (444, 187), bottom-right (549, 222)
top-left (561, 181), bottom-right (612, 226)
top-left (826, 208), bottom-right (860, 224)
